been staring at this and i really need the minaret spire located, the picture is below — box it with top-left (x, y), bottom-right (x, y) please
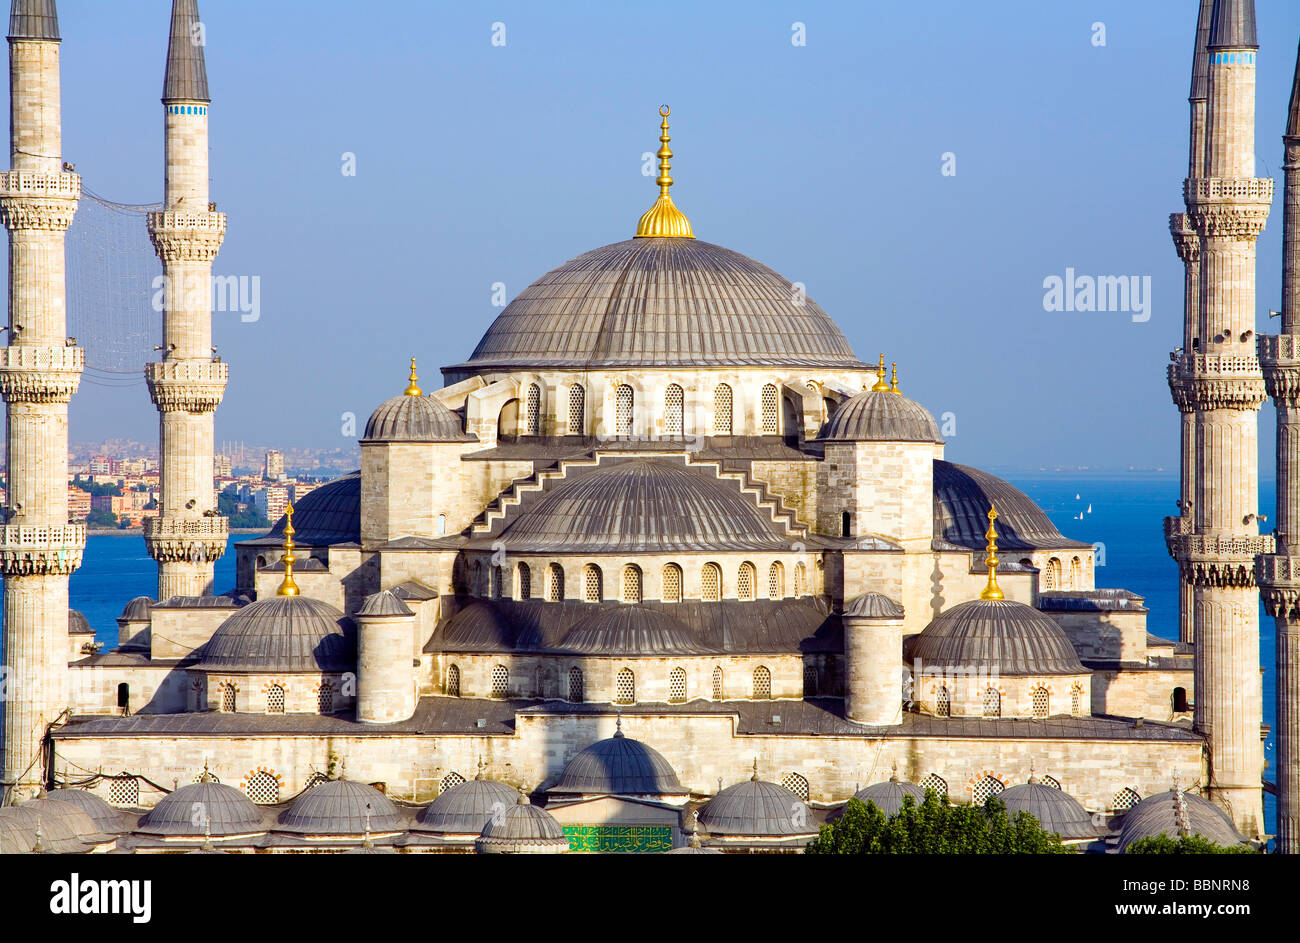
top-left (163, 0), bottom-right (209, 103)
top-left (7, 0), bottom-right (58, 41)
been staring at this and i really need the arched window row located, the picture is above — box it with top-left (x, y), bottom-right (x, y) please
top-left (503, 559), bottom-right (816, 602)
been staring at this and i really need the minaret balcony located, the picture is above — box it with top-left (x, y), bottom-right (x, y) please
top-left (1167, 352), bottom-right (1266, 410)
top-left (1257, 335), bottom-right (1300, 403)
top-left (143, 516), bottom-right (228, 566)
top-left (145, 359), bottom-right (228, 413)
top-left (147, 210), bottom-right (226, 263)
top-left (0, 523), bottom-right (86, 576)
top-left (1257, 555), bottom-right (1300, 619)
top-left (1184, 176), bottom-right (1274, 205)
top-left (0, 345), bottom-right (83, 403)
top-left (0, 170), bottom-right (80, 200)
top-left (1168, 533), bottom-right (1274, 588)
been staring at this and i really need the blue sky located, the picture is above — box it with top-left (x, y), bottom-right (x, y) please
top-left (15, 0), bottom-right (1300, 471)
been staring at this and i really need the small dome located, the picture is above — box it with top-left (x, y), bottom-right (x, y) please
top-left (1000, 781), bottom-right (1098, 840)
top-left (276, 780), bottom-right (403, 835)
top-left (0, 815), bottom-right (34, 854)
top-left (50, 788), bottom-right (131, 835)
top-left (363, 394), bottom-right (469, 442)
top-left (197, 595), bottom-right (353, 673)
top-left (1116, 790), bottom-right (1245, 852)
top-left (68, 609), bottom-right (93, 635)
top-left (415, 778), bottom-right (520, 834)
top-left (852, 778), bottom-right (926, 818)
top-left (135, 782), bottom-right (265, 837)
top-left (549, 731), bottom-right (688, 797)
top-left (475, 794), bottom-right (570, 854)
top-left (118, 596), bottom-right (156, 622)
top-left (357, 589), bottom-right (414, 618)
top-left (819, 390), bottom-right (943, 444)
top-left (843, 593), bottom-right (904, 620)
top-left (906, 598), bottom-right (1085, 676)
top-left (556, 606), bottom-right (712, 656)
top-left (1, 798), bottom-right (101, 852)
top-left (699, 779), bottom-right (815, 838)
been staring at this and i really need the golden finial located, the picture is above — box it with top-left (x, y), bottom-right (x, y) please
top-left (870, 353), bottom-right (890, 392)
top-left (889, 362), bottom-right (901, 394)
top-left (404, 357), bottom-right (422, 396)
top-left (277, 502), bottom-right (300, 597)
top-left (634, 105), bottom-right (695, 239)
top-left (980, 504), bottom-right (1004, 600)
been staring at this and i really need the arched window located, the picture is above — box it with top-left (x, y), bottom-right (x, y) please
top-left (753, 665), bottom-right (772, 699)
top-left (841, 511), bottom-right (852, 537)
top-left (438, 513), bottom-right (446, 535)
top-left (116, 682), bottom-right (130, 715)
top-left (266, 684), bottom-right (285, 714)
top-left (108, 775), bottom-right (139, 808)
top-left (491, 665), bottom-right (508, 698)
top-left (568, 384), bottom-right (585, 434)
top-left (490, 565), bottom-right (503, 599)
top-left (583, 564), bottom-right (603, 603)
top-left (781, 772), bottom-right (810, 800)
top-left (737, 562), bottom-right (756, 601)
top-left (245, 771), bottom-right (279, 805)
top-left (547, 563), bottom-right (565, 601)
top-left (615, 668), bottom-right (635, 705)
top-left (568, 666), bottom-right (584, 702)
top-left (1040, 775), bottom-right (1062, 790)
top-left (936, 685), bottom-right (951, 717)
top-left (525, 383), bottom-right (542, 436)
top-left (1071, 683), bottom-right (1084, 715)
top-left (1045, 557), bottom-right (1061, 590)
top-left (972, 776), bottom-right (1004, 806)
top-left (919, 773), bottom-right (948, 798)
top-left (440, 772), bottom-right (466, 794)
top-left (622, 564), bottom-right (642, 604)
top-left (1070, 556), bottom-right (1081, 587)
top-left (661, 563), bottom-right (682, 602)
top-left (1173, 686), bottom-right (1189, 713)
top-left (712, 666), bottom-right (724, 700)
top-left (447, 664), bottom-right (461, 697)
top-left (470, 560), bottom-right (484, 596)
top-left (498, 398), bottom-right (519, 437)
top-left (669, 667), bottom-right (687, 703)
top-left (803, 664), bottom-right (818, 696)
top-left (664, 383), bottom-right (684, 435)
top-left (713, 383), bottom-right (733, 435)
top-left (982, 686), bottom-right (1001, 718)
top-left (615, 384), bottom-right (634, 436)
top-left (761, 383), bottom-right (779, 434)
top-left (301, 772), bottom-right (326, 790)
top-left (794, 563), bottom-right (806, 597)
top-left (701, 563), bottom-right (721, 602)
top-left (517, 563), bottom-right (531, 600)
top-left (1031, 686), bottom-right (1050, 718)
top-left (220, 682), bottom-right (236, 713)
top-left (317, 683), bottom-right (334, 714)
top-left (1112, 787), bottom-right (1142, 812)
top-left (768, 562), bottom-right (785, 600)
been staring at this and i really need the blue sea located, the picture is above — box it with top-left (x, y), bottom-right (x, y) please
top-left (22, 477), bottom-right (1286, 838)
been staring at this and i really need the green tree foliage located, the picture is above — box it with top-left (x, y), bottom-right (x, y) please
top-left (806, 792), bottom-right (1072, 854)
top-left (218, 491), bottom-right (269, 528)
top-left (85, 508), bottom-right (117, 528)
top-left (1125, 834), bottom-right (1256, 855)
top-left (72, 479), bottom-right (122, 497)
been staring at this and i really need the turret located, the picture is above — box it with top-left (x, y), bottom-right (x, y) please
top-left (842, 593), bottom-right (904, 726)
top-left (355, 590), bottom-right (417, 724)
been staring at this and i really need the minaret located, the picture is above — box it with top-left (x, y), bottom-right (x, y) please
top-left (1175, 0), bottom-right (1271, 837)
top-left (144, 0), bottom-right (228, 600)
top-left (1257, 37), bottom-right (1300, 854)
top-left (1166, 0), bottom-right (1214, 646)
top-left (0, 0), bottom-right (84, 801)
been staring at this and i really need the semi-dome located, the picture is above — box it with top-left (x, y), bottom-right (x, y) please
top-left (999, 779), bottom-right (1098, 840)
top-left (363, 394), bottom-right (471, 442)
top-left (50, 788), bottom-right (132, 835)
top-left (698, 777), bottom-right (815, 838)
top-left (555, 606), bottom-right (713, 656)
top-left (933, 461), bottom-right (1092, 551)
top-left (852, 777), bottom-right (926, 818)
top-left (262, 471), bottom-right (361, 545)
top-left (1116, 790), bottom-right (1246, 852)
top-left (548, 729), bottom-right (689, 797)
top-left (444, 238), bottom-right (865, 377)
top-left (490, 457), bottom-right (792, 552)
top-left (906, 598), bottom-right (1086, 676)
top-left (819, 389), bottom-right (943, 444)
top-left (135, 782), bottom-right (265, 837)
top-left (196, 595), bottom-right (354, 673)
top-left (475, 793), bottom-right (570, 854)
top-left (1, 798), bottom-right (101, 852)
top-left (414, 777), bottom-right (519, 834)
top-left (276, 779), bottom-right (403, 835)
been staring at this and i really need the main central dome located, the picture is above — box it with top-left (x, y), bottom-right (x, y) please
top-left (445, 238), bottom-right (865, 375)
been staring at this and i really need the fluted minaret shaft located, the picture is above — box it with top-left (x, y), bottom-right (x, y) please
top-left (144, 0), bottom-right (227, 600)
top-left (1257, 37), bottom-right (1300, 855)
top-left (1177, 0), bottom-right (1269, 839)
top-left (0, 0), bottom-right (84, 801)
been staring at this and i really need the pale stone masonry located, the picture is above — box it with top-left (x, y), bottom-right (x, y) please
top-left (0, 5), bottom-right (83, 801)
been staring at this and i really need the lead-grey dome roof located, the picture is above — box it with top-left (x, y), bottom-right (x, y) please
top-left (906, 599), bottom-right (1085, 677)
top-left (136, 782), bottom-right (265, 837)
top-left (843, 593), bottom-right (904, 619)
top-left (476, 794), bottom-right (569, 853)
top-left (258, 472), bottom-right (361, 546)
top-left (549, 731), bottom-right (688, 796)
top-left (414, 778), bottom-right (519, 834)
top-left (118, 596), bottom-right (156, 622)
top-left (556, 606), bottom-right (713, 656)
top-left (933, 461), bottom-right (1091, 551)
top-left (363, 394), bottom-right (472, 442)
top-left (1116, 790), bottom-right (1245, 852)
top-left (699, 779), bottom-right (815, 837)
top-left (50, 788), bottom-right (131, 835)
top-left (819, 390), bottom-right (943, 443)
top-left (276, 780), bottom-right (403, 835)
top-left (197, 596), bottom-right (354, 673)
top-left (852, 778), bottom-right (926, 818)
top-left (445, 238), bottom-right (865, 376)
top-left (357, 589), bottom-right (414, 618)
top-left (1000, 781), bottom-right (1098, 840)
top-left (68, 609), bottom-right (93, 635)
top-left (0, 798), bottom-right (100, 852)
top-left (8, 0), bottom-right (59, 42)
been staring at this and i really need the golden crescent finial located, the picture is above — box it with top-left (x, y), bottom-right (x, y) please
top-left (635, 104), bottom-right (695, 238)
top-left (277, 501), bottom-right (300, 596)
top-left (980, 504), bottom-right (1004, 600)
top-left (404, 357), bottom-right (422, 396)
top-left (659, 104), bottom-right (670, 118)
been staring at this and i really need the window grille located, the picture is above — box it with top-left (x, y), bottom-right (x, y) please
top-left (664, 384), bottom-right (684, 435)
top-left (662, 564), bottom-right (682, 602)
top-left (769, 562), bottom-right (784, 599)
top-left (712, 666), bottom-right (724, 700)
top-left (547, 563), bottom-right (564, 601)
top-left (702, 563), bottom-right (721, 602)
top-left (317, 683), bottom-right (334, 714)
top-left (491, 665), bottom-right (508, 698)
top-left (737, 562), bottom-right (755, 601)
top-left (936, 686), bottom-right (951, 717)
top-left (753, 665), bottom-right (772, 699)
top-left (245, 772), bottom-right (279, 805)
top-left (803, 665), bottom-right (818, 696)
top-left (220, 683), bottom-right (236, 713)
top-left (568, 667), bottom-right (584, 702)
top-left (108, 777), bottom-right (139, 808)
top-left (569, 384), bottom-right (585, 434)
top-left (622, 565), bottom-right (642, 604)
top-left (616, 384), bottom-right (634, 436)
top-left (983, 686), bottom-right (1001, 717)
top-left (781, 773), bottom-right (809, 800)
top-left (919, 774), bottom-right (947, 798)
top-left (669, 667), bottom-right (687, 703)
top-left (526, 383), bottom-right (541, 435)
top-left (972, 776), bottom-right (1004, 806)
top-left (761, 384), bottom-right (779, 433)
top-left (440, 772), bottom-right (466, 794)
top-left (615, 668), bottom-right (635, 705)
top-left (1112, 787), bottom-right (1142, 812)
top-left (1032, 687), bottom-right (1050, 718)
top-left (1041, 775), bottom-right (1062, 790)
top-left (447, 665), bottom-right (461, 697)
top-left (266, 684), bottom-right (285, 714)
top-left (713, 384), bottom-right (733, 434)
top-left (583, 564), bottom-right (602, 603)
top-left (517, 564), bottom-right (531, 600)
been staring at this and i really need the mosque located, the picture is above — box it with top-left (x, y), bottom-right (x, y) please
top-left (0, 0), bottom-right (1291, 853)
